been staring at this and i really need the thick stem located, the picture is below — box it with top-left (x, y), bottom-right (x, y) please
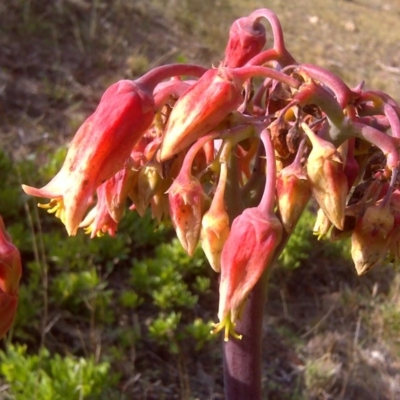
top-left (297, 63), bottom-right (353, 108)
top-left (223, 269), bottom-right (269, 400)
top-left (247, 8), bottom-right (296, 66)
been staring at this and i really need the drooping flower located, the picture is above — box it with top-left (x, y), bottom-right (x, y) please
top-left (0, 216), bottom-right (22, 339)
top-left (22, 64), bottom-right (208, 236)
top-left (168, 174), bottom-right (209, 256)
top-left (276, 140), bottom-right (311, 233)
top-left (213, 128), bottom-right (282, 340)
top-left (23, 79), bottom-right (156, 236)
top-left (167, 133), bottom-right (223, 255)
top-left (302, 122), bottom-right (348, 230)
top-left (79, 168), bottom-right (136, 238)
top-left (159, 67), bottom-right (244, 161)
top-left (200, 162), bottom-right (230, 272)
top-left (159, 65), bottom-right (299, 161)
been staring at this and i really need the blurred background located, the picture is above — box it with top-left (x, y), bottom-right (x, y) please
top-left (1, 0), bottom-right (400, 399)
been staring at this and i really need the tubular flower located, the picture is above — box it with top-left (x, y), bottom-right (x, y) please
top-left (104, 168), bottom-right (137, 223)
top-left (200, 162), bottom-right (230, 272)
top-left (22, 80), bottom-right (156, 236)
top-left (215, 206), bottom-right (282, 340)
top-left (303, 123), bottom-right (348, 230)
top-left (167, 133), bottom-right (220, 255)
top-left (351, 219), bottom-right (390, 275)
top-left (79, 168), bottom-right (136, 238)
top-left (276, 141), bottom-right (311, 233)
top-left (351, 200), bottom-right (395, 275)
top-left (0, 216), bottom-right (22, 339)
top-left (159, 64), bottom-right (299, 162)
top-left (167, 175), bottom-right (209, 256)
top-left (313, 208), bottom-right (332, 240)
top-left (213, 128), bottom-right (282, 340)
top-left (133, 162), bottom-right (163, 216)
top-left (159, 67), bottom-right (244, 161)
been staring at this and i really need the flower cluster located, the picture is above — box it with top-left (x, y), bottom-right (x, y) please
top-left (23, 8), bottom-right (400, 340)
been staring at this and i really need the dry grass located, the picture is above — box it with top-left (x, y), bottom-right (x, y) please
top-left (1, 0), bottom-right (400, 398)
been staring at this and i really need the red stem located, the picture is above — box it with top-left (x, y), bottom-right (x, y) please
top-left (137, 63), bottom-right (207, 92)
top-left (258, 128), bottom-right (276, 215)
top-left (351, 120), bottom-right (400, 170)
top-left (247, 8), bottom-right (296, 66)
top-left (234, 65), bottom-right (300, 88)
top-left (383, 103), bottom-right (400, 139)
top-left (298, 63), bottom-right (353, 108)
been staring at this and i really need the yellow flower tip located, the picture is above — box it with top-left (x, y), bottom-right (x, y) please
top-left (83, 225), bottom-right (105, 238)
top-left (96, 230), bottom-right (105, 238)
top-left (38, 198), bottom-right (66, 223)
top-left (312, 231), bottom-right (324, 241)
top-left (211, 314), bottom-right (243, 342)
top-left (83, 226), bottom-right (93, 236)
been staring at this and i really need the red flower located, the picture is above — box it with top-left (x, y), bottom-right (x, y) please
top-left (22, 80), bottom-right (155, 235)
top-left (215, 207), bottom-right (282, 340)
top-left (0, 216), bottom-right (22, 338)
top-left (168, 174), bottom-right (209, 256)
top-left (223, 15), bottom-right (266, 68)
top-left (159, 67), bottom-right (244, 161)
top-left (213, 128), bottom-right (282, 340)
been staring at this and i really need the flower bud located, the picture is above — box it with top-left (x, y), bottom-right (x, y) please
top-left (361, 202), bottom-right (394, 239)
top-left (303, 123), bottom-right (348, 230)
top-left (167, 175), bottom-right (209, 256)
top-left (134, 162), bottom-right (163, 216)
top-left (200, 166), bottom-right (230, 273)
top-left (276, 163), bottom-right (311, 233)
top-left (313, 208), bottom-right (332, 239)
top-left (351, 217), bottom-right (390, 275)
top-left (201, 210), bottom-right (230, 273)
top-left (223, 16), bottom-right (266, 68)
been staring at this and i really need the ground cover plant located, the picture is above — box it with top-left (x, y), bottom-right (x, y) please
top-left (1, 1), bottom-right (400, 399)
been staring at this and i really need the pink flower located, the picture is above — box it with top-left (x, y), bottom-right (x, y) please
top-left (159, 67), bottom-right (244, 161)
top-left (168, 174), bottom-right (209, 256)
top-left (22, 80), bottom-right (155, 235)
top-left (213, 128), bottom-right (282, 340)
top-left (216, 207), bottom-right (282, 340)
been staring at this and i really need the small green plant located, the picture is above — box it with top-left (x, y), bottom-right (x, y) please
top-left (278, 209), bottom-right (314, 270)
top-left (0, 344), bottom-right (113, 400)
